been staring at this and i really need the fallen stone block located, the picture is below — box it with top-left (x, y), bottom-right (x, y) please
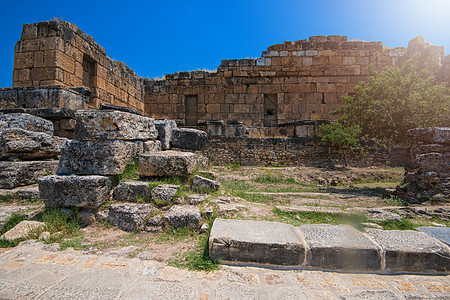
top-left (0, 204), bottom-right (42, 227)
top-left (74, 110), bottom-right (157, 140)
top-left (0, 186), bottom-right (40, 203)
top-left (0, 220), bottom-right (45, 241)
top-left (100, 103), bottom-right (142, 115)
top-left (172, 128), bottom-right (207, 150)
top-left (276, 205), bottom-right (347, 215)
top-left (191, 175), bottom-right (220, 192)
top-left (164, 205), bottom-right (201, 229)
top-left (299, 224), bottom-right (382, 271)
top-left (151, 184), bottom-right (179, 206)
top-left (107, 203), bottom-right (156, 232)
top-left (209, 218), bottom-right (305, 265)
top-left (154, 119), bottom-right (177, 150)
top-left (0, 128), bottom-right (66, 160)
top-left (0, 113), bottom-right (53, 135)
top-left (57, 139), bottom-right (143, 175)
top-left (139, 151), bottom-right (197, 177)
top-left (143, 140), bottom-right (162, 153)
top-left (416, 153), bottom-right (450, 173)
top-left (366, 229), bottom-right (450, 273)
top-left (112, 181), bottom-right (151, 202)
top-left (38, 175), bottom-right (111, 209)
top-left (418, 227), bottom-right (450, 246)
top-left (0, 161), bottom-right (59, 189)
top-left (188, 194), bottom-right (207, 205)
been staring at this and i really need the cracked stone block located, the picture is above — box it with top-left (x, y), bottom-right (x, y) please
top-left (366, 229), bottom-right (450, 273)
top-left (139, 151), bottom-right (197, 177)
top-left (209, 218), bottom-right (306, 265)
top-left (38, 175), bottom-right (111, 209)
top-left (164, 205), bottom-right (200, 229)
top-left (299, 224), bottom-right (382, 271)
top-left (154, 119), bottom-right (177, 150)
top-left (151, 184), bottom-right (179, 206)
top-left (57, 139), bottom-right (143, 175)
top-left (107, 203), bottom-right (156, 232)
top-left (191, 175), bottom-right (220, 192)
top-left (172, 128), bottom-right (207, 150)
top-left (112, 181), bottom-right (151, 202)
top-left (0, 113), bottom-right (53, 135)
top-left (74, 110), bottom-right (157, 140)
top-left (0, 161), bottom-right (59, 189)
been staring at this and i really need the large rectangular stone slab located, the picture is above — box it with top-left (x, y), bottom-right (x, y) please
top-left (366, 229), bottom-right (450, 273)
top-left (172, 128), bottom-right (207, 150)
top-left (74, 110), bottom-right (157, 140)
top-left (0, 161), bottom-right (59, 189)
top-left (57, 139), bottom-right (143, 175)
top-left (0, 128), bottom-right (66, 160)
top-left (299, 224), bottom-right (382, 271)
top-left (418, 227), bottom-right (450, 246)
top-left (139, 151), bottom-right (197, 177)
top-left (38, 175), bottom-right (111, 209)
top-left (0, 113), bottom-right (53, 135)
top-left (209, 218), bottom-right (305, 265)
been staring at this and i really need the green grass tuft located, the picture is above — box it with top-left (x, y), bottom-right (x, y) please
top-left (376, 219), bottom-right (415, 230)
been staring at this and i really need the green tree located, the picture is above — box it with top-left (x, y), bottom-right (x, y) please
top-left (317, 122), bottom-right (361, 167)
top-left (333, 56), bottom-right (450, 143)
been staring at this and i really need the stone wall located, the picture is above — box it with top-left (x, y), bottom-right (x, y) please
top-left (203, 136), bottom-right (410, 167)
top-left (12, 21), bottom-right (144, 112)
top-left (144, 36), bottom-right (447, 127)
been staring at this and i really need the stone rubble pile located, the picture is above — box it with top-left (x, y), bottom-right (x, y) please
top-left (0, 113), bottom-right (65, 199)
top-left (36, 109), bottom-right (211, 231)
top-left (394, 127), bottom-right (450, 203)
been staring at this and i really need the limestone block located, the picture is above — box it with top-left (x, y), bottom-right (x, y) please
top-left (112, 181), bottom-right (151, 202)
top-left (0, 221), bottom-right (45, 241)
top-left (107, 203), bottom-right (156, 232)
top-left (408, 127), bottom-right (450, 145)
top-left (151, 184), bottom-right (179, 206)
top-left (366, 229), bottom-right (450, 273)
top-left (57, 139), bottom-right (143, 175)
top-left (191, 175), bottom-right (220, 192)
top-left (154, 119), bottom-right (177, 150)
top-left (0, 113), bottom-right (53, 135)
top-left (172, 128), bottom-right (207, 150)
top-left (416, 153), bottom-right (450, 173)
top-left (38, 175), bottom-right (111, 209)
top-left (139, 151), bottom-right (197, 177)
top-left (418, 227), bottom-right (450, 246)
top-left (163, 205), bottom-right (201, 229)
top-left (143, 140), bottom-right (162, 153)
top-left (209, 218), bottom-right (305, 265)
top-left (0, 128), bottom-right (66, 160)
top-left (74, 110), bottom-right (157, 140)
top-left (299, 224), bottom-right (382, 271)
top-left (0, 161), bottom-right (59, 189)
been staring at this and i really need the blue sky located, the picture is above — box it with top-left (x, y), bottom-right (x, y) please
top-left (0, 0), bottom-right (449, 86)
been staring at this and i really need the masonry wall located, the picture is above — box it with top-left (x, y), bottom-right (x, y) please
top-left (13, 21), bottom-right (144, 113)
top-left (145, 36), bottom-right (447, 127)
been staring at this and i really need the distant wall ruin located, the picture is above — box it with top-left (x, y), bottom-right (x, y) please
top-left (7, 20), bottom-right (450, 131)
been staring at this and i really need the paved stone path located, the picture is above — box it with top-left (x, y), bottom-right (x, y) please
top-left (0, 241), bottom-right (449, 299)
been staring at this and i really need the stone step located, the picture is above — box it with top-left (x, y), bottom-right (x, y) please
top-left (0, 161), bottom-right (59, 189)
top-left (208, 218), bottom-right (450, 274)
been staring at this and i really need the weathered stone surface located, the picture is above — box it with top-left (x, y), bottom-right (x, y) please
top-left (191, 175), bottom-right (220, 192)
top-left (164, 205), bottom-right (201, 229)
top-left (38, 175), bottom-right (111, 209)
top-left (74, 110), bottom-right (157, 140)
top-left (209, 218), bottom-right (305, 265)
top-left (154, 119), bottom-right (177, 150)
top-left (0, 186), bottom-right (40, 202)
top-left (107, 203), bottom-right (155, 232)
top-left (57, 140), bottom-right (143, 175)
top-left (0, 128), bottom-right (65, 159)
top-left (416, 152), bottom-right (450, 173)
top-left (299, 224), bottom-right (382, 271)
top-left (408, 127), bottom-right (450, 145)
top-left (188, 194), bottom-right (207, 205)
top-left (366, 229), bottom-right (450, 273)
top-left (112, 181), bottom-right (150, 202)
top-left (139, 151), bottom-right (197, 177)
top-left (100, 103), bottom-right (142, 116)
top-left (172, 128), bottom-right (207, 150)
top-left (350, 208), bottom-right (402, 221)
top-left (0, 220), bottom-right (45, 241)
top-left (0, 113), bottom-right (53, 135)
top-left (143, 140), bottom-right (162, 153)
top-left (418, 227), bottom-right (450, 246)
top-left (276, 205), bottom-right (347, 215)
top-left (151, 184), bottom-right (179, 206)
top-left (78, 209), bottom-right (96, 226)
top-left (0, 205), bottom-right (42, 227)
top-left (0, 161), bottom-right (59, 189)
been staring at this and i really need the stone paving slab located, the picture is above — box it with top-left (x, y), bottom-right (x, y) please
top-left (209, 218), bottom-right (306, 265)
top-left (0, 241), bottom-right (449, 299)
top-left (299, 224), bottom-right (382, 271)
top-left (366, 229), bottom-right (450, 273)
top-left (418, 226), bottom-right (450, 246)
